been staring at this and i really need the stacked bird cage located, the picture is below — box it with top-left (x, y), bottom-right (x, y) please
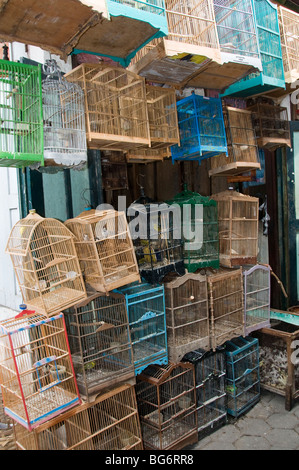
top-left (64, 63), bottom-right (151, 151)
top-left (171, 93), bottom-right (228, 164)
top-left (278, 5), bottom-right (299, 84)
top-left (5, 210), bottom-right (87, 317)
top-left (211, 190), bottom-right (259, 268)
top-left (64, 292), bottom-right (135, 402)
top-left (164, 273), bottom-right (210, 363)
top-left (168, 184), bottom-right (219, 271)
top-left (101, 150), bottom-right (128, 191)
top-left (126, 147), bottom-right (169, 163)
top-left (207, 268), bottom-right (244, 350)
top-left (0, 310), bottom-right (81, 431)
top-left (116, 282), bottom-right (168, 376)
top-left (209, 106), bottom-right (260, 177)
top-left (225, 336), bottom-right (260, 418)
top-left (0, 59), bottom-right (43, 168)
top-left (243, 264), bottom-right (271, 336)
top-left (135, 362), bottom-right (198, 450)
top-left (65, 208), bottom-right (140, 293)
top-left (13, 383), bottom-right (143, 450)
top-left (41, 59), bottom-right (87, 169)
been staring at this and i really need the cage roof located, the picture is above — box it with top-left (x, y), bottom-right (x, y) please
top-left (211, 190), bottom-right (259, 201)
top-left (65, 208), bottom-right (124, 225)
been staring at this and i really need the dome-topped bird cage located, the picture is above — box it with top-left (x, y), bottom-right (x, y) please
top-left (211, 190), bottom-right (259, 268)
top-left (41, 59), bottom-right (87, 170)
top-left (209, 106), bottom-right (261, 177)
top-left (171, 93), bottom-right (228, 164)
top-left (5, 210), bottom-right (87, 317)
top-left (243, 264), bottom-right (271, 336)
top-left (278, 5), bottom-right (299, 84)
top-left (65, 208), bottom-right (140, 293)
top-left (0, 59), bottom-right (43, 168)
top-left (168, 184), bottom-right (219, 271)
top-left (64, 63), bottom-right (151, 151)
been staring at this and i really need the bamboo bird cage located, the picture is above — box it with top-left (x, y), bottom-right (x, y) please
top-left (126, 147), bottom-right (170, 163)
top-left (278, 5), bottom-right (299, 84)
top-left (243, 264), bottom-right (271, 336)
top-left (5, 210), bottom-right (87, 317)
top-left (0, 310), bottom-right (81, 431)
top-left (101, 151), bottom-right (128, 191)
top-left (65, 209), bottom-right (140, 293)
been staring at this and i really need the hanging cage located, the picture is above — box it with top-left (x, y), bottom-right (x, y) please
top-left (101, 150), bottom-right (128, 191)
top-left (278, 5), bottom-right (299, 84)
top-left (126, 147), bottom-right (170, 164)
top-left (243, 264), bottom-right (271, 335)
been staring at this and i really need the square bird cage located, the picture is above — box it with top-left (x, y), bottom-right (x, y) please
top-left (209, 106), bottom-right (260, 177)
top-left (5, 210), bottom-right (87, 317)
top-left (64, 63), bottom-right (151, 152)
top-left (278, 5), bottom-right (299, 84)
top-left (135, 362), bottom-right (198, 450)
top-left (64, 208), bottom-right (140, 293)
top-left (171, 94), bottom-right (228, 164)
top-left (0, 59), bottom-right (43, 168)
top-left (243, 264), bottom-right (271, 336)
top-left (164, 273), bottom-right (210, 363)
top-left (63, 293), bottom-right (135, 402)
top-left (168, 184), bottom-right (220, 271)
top-left (13, 383), bottom-right (143, 450)
top-left (0, 310), bottom-right (81, 431)
top-left (211, 190), bottom-right (259, 268)
top-left (101, 150), bottom-right (128, 191)
top-left (115, 282), bottom-right (168, 376)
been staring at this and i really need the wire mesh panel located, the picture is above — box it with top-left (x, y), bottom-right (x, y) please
top-left (13, 383), bottom-right (143, 450)
top-left (64, 293), bottom-right (135, 402)
top-left (171, 93), bottom-right (228, 163)
top-left (243, 265), bottom-right (271, 335)
top-left (0, 310), bottom-right (81, 431)
top-left (164, 273), bottom-right (210, 362)
top-left (116, 282), bottom-right (168, 376)
top-left (5, 210), bottom-right (87, 317)
top-left (135, 362), bottom-right (198, 449)
top-left (65, 209), bottom-right (140, 293)
top-left (64, 63), bottom-right (150, 151)
top-left (225, 336), bottom-right (260, 417)
top-left (278, 6), bottom-right (299, 84)
top-left (0, 59), bottom-right (43, 168)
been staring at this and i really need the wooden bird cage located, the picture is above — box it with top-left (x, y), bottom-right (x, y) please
top-left (101, 151), bottom-right (128, 191)
top-left (278, 6), bottom-right (299, 84)
top-left (116, 282), bottom-right (168, 376)
top-left (164, 273), bottom-right (210, 363)
top-left (209, 107), bottom-right (261, 177)
top-left (243, 264), bottom-right (271, 335)
top-left (211, 190), bottom-right (259, 268)
top-left (0, 310), bottom-right (81, 431)
top-left (13, 383), bottom-right (143, 450)
top-left (126, 147), bottom-right (170, 163)
top-left (64, 293), bottom-right (135, 402)
top-left (64, 63), bottom-right (151, 151)
top-left (135, 362), bottom-right (198, 450)
top-left (65, 209), bottom-right (140, 293)
top-left (0, 59), bottom-right (43, 168)
top-left (5, 210), bottom-right (87, 317)
top-left (207, 267), bottom-right (245, 350)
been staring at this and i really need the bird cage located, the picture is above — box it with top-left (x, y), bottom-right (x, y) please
top-left (0, 59), bottom-right (43, 168)
top-left (13, 383), bottom-right (143, 450)
top-left (171, 94), bottom-right (228, 164)
top-left (183, 347), bottom-right (227, 438)
top-left (278, 6), bottom-right (299, 84)
top-left (0, 309), bottom-right (81, 431)
top-left (101, 151), bottom-right (128, 191)
top-left (225, 336), bottom-right (260, 417)
top-left (63, 293), bottom-right (135, 402)
top-left (64, 63), bottom-right (151, 151)
top-left (65, 208), bottom-right (140, 293)
top-left (126, 147), bottom-right (170, 163)
top-left (164, 273), bottom-right (210, 363)
top-left (41, 59), bottom-right (87, 169)
top-left (135, 362), bottom-right (198, 450)
top-left (209, 107), bottom-right (260, 177)
top-left (243, 264), bottom-right (271, 335)
top-left (115, 282), bottom-right (168, 376)
top-left (168, 184), bottom-right (220, 271)
top-left (207, 267), bottom-right (245, 350)
top-left (5, 210), bottom-right (87, 317)
top-left (211, 190), bottom-right (259, 268)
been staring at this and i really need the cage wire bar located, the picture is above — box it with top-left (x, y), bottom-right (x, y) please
top-left (5, 210), bottom-right (87, 317)
top-left (278, 5), bottom-right (299, 84)
top-left (63, 293), bottom-right (135, 402)
top-left (0, 59), bottom-right (43, 168)
top-left (135, 362), bottom-right (198, 449)
top-left (243, 264), bottom-right (271, 336)
top-left (13, 383), bottom-right (143, 450)
top-left (0, 311), bottom-right (81, 431)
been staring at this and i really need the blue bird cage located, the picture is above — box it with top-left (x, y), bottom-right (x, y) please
top-left (225, 336), bottom-right (260, 418)
top-left (115, 282), bottom-right (168, 376)
top-left (171, 93), bottom-right (228, 164)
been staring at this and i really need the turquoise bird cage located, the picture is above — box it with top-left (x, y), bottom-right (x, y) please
top-left (171, 93), bottom-right (227, 164)
top-left (221, 0), bottom-right (285, 98)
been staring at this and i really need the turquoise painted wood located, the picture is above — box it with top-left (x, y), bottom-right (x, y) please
top-left (270, 309), bottom-right (299, 327)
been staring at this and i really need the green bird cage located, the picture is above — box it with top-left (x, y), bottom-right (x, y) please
top-left (168, 184), bottom-right (219, 272)
top-left (0, 59), bottom-right (43, 168)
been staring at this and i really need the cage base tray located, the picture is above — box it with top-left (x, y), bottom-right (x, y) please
top-left (26, 287), bottom-right (86, 316)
